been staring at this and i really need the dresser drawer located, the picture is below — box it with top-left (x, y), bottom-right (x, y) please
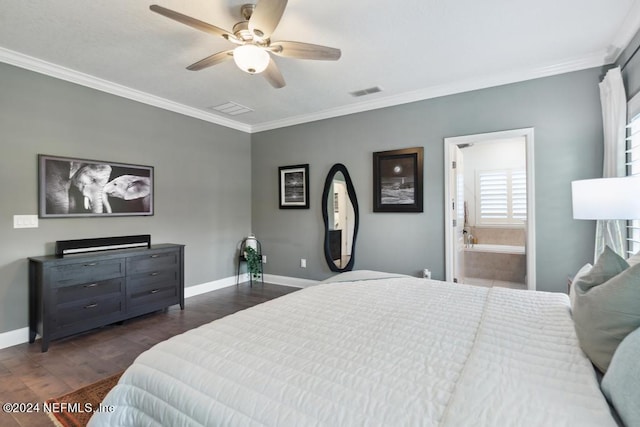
top-left (50, 259), bottom-right (125, 287)
top-left (128, 268), bottom-right (178, 289)
top-left (55, 278), bottom-right (124, 305)
top-left (54, 295), bottom-right (124, 328)
top-left (128, 284), bottom-right (178, 310)
top-left (127, 250), bottom-right (179, 274)
top-left (127, 268), bottom-right (179, 309)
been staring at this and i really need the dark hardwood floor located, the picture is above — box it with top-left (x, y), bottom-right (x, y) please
top-left (0, 282), bottom-right (298, 427)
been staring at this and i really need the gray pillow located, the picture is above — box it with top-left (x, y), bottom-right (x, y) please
top-left (601, 327), bottom-right (640, 427)
top-left (569, 263), bottom-right (592, 309)
top-left (573, 257), bottom-right (640, 372)
top-left (573, 246), bottom-right (629, 293)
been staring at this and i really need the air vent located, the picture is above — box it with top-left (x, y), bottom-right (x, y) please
top-left (349, 86), bottom-right (383, 97)
top-left (208, 102), bottom-right (254, 116)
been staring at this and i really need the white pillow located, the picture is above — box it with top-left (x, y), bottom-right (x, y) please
top-left (627, 251), bottom-right (640, 267)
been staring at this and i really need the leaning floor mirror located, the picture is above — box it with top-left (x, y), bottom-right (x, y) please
top-left (322, 163), bottom-right (359, 272)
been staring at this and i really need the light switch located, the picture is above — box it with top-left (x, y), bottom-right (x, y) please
top-left (300, 258), bottom-right (307, 268)
top-left (13, 215), bottom-right (39, 229)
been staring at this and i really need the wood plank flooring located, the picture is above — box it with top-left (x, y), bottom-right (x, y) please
top-left (0, 282), bottom-right (298, 427)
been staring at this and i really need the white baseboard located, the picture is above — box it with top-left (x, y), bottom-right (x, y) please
top-left (0, 327), bottom-right (30, 350)
top-left (184, 274), bottom-right (246, 298)
top-left (263, 274), bottom-right (319, 288)
top-left (0, 273), bottom-right (317, 350)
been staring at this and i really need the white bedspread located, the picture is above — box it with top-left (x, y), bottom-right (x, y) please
top-left (89, 277), bottom-right (616, 427)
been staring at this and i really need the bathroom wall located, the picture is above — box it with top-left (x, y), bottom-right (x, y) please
top-left (469, 227), bottom-right (525, 246)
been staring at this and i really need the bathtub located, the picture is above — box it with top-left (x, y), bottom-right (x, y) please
top-left (463, 244), bottom-right (526, 282)
top-left (464, 244), bottom-right (525, 255)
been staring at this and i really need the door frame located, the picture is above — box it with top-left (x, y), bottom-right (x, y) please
top-left (443, 128), bottom-right (536, 290)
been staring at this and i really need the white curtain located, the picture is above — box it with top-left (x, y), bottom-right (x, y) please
top-left (595, 66), bottom-right (627, 260)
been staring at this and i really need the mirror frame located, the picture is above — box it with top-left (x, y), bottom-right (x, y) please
top-left (322, 163), bottom-right (359, 272)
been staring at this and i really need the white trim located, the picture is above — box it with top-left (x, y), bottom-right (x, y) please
top-left (183, 274), bottom-right (244, 298)
top-left (0, 327), bottom-right (30, 350)
top-left (0, 47), bottom-right (252, 133)
top-left (444, 128), bottom-right (536, 290)
top-left (608, 1), bottom-right (640, 62)
top-left (0, 273), bottom-right (314, 350)
top-left (251, 53), bottom-right (605, 132)
top-left (262, 274), bottom-right (319, 288)
top-left (1, 46), bottom-right (605, 134)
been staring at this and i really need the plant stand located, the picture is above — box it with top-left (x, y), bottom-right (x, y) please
top-left (236, 237), bottom-right (264, 287)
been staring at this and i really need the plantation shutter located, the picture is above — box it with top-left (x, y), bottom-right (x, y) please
top-left (626, 98), bottom-right (640, 255)
top-left (479, 171), bottom-right (508, 220)
top-left (478, 169), bottom-right (526, 224)
top-left (512, 170), bottom-right (527, 220)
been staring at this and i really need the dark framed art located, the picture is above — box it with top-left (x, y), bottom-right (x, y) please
top-left (373, 147), bottom-right (424, 212)
top-left (38, 154), bottom-right (154, 218)
top-left (279, 164), bottom-right (309, 209)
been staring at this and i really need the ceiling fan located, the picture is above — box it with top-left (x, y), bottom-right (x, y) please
top-left (150, 0), bottom-right (341, 88)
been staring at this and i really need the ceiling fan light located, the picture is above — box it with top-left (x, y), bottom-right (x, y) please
top-left (233, 45), bottom-right (270, 74)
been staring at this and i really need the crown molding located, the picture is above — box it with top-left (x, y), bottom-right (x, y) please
top-left (0, 47), bottom-right (252, 133)
top-left (250, 52), bottom-right (607, 133)
top-left (0, 46), bottom-right (607, 135)
top-left (608, 0), bottom-right (640, 63)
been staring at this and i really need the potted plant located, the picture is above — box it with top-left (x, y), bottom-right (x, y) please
top-left (244, 246), bottom-right (262, 280)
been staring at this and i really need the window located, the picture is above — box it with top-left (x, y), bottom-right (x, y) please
top-left (626, 99), bottom-right (640, 255)
top-left (477, 169), bottom-right (526, 225)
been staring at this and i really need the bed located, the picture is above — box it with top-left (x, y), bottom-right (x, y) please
top-left (89, 272), bottom-right (628, 426)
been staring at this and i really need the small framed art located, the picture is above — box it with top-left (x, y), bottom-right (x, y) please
top-left (279, 164), bottom-right (309, 209)
top-left (373, 147), bottom-right (423, 212)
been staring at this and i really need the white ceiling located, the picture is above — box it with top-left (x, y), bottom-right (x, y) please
top-left (1, 0), bottom-right (639, 133)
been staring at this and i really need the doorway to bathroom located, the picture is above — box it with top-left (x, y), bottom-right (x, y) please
top-left (444, 128), bottom-right (536, 290)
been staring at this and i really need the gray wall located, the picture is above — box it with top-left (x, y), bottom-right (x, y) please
top-left (0, 61), bottom-right (608, 335)
top-left (0, 62), bottom-right (251, 334)
top-left (252, 67), bottom-right (605, 292)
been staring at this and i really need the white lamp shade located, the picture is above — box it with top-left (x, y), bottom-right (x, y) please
top-left (571, 177), bottom-right (640, 219)
top-left (233, 45), bottom-right (270, 74)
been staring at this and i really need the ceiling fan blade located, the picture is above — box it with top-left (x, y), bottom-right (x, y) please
top-left (249, 0), bottom-right (288, 39)
top-left (270, 41), bottom-right (341, 60)
top-left (150, 5), bottom-right (235, 41)
top-left (186, 50), bottom-right (234, 71)
top-left (262, 58), bottom-right (286, 88)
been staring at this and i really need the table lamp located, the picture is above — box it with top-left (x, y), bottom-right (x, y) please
top-left (572, 177), bottom-right (640, 220)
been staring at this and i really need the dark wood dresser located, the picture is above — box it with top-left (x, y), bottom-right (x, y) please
top-left (28, 243), bottom-right (184, 351)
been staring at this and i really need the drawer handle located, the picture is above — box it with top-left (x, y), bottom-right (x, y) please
top-left (150, 254), bottom-right (159, 258)
top-left (84, 303), bottom-right (98, 309)
top-left (84, 263), bottom-right (97, 267)
top-left (150, 272), bottom-right (159, 276)
top-left (84, 283), bottom-right (99, 288)
top-left (150, 289), bottom-right (160, 294)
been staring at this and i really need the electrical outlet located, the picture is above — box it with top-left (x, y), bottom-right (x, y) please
top-left (13, 215), bottom-right (38, 229)
top-left (300, 258), bottom-right (307, 268)
top-left (262, 255), bottom-right (267, 264)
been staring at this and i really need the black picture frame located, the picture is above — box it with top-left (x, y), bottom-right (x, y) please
top-left (38, 154), bottom-right (154, 218)
top-left (373, 147), bottom-right (424, 212)
top-left (278, 164), bottom-right (309, 209)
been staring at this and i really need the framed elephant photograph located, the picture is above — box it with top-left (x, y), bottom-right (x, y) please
top-left (38, 154), bottom-right (154, 218)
